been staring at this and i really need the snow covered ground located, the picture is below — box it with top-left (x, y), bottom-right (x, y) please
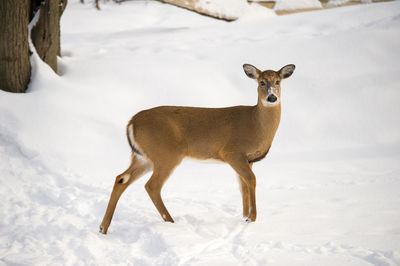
top-left (1, 0), bottom-right (400, 265)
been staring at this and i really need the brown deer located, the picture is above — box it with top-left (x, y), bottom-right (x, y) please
top-left (99, 64), bottom-right (295, 234)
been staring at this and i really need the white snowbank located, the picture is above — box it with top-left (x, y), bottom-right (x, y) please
top-left (195, 0), bottom-right (275, 20)
top-left (327, 0), bottom-right (373, 7)
top-left (274, 0), bottom-right (322, 10)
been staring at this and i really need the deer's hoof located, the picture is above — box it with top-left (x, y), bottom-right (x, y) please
top-left (245, 217), bottom-right (255, 223)
top-left (99, 225), bottom-right (107, 234)
top-left (162, 214), bottom-right (174, 223)
top-left (164, 218), bottom-right (175, 223)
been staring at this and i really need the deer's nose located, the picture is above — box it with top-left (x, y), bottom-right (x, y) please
top-left (267, 94), bottom-right (277, 103)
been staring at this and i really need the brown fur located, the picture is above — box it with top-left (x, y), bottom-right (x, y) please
top-left (99, 64), bottom-right (295, 234)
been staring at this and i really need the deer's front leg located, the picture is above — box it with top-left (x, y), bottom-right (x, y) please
top-left (225, 154), bottom-right (257, 222)
top-left (239, 162), bottom-right (253, 219)
top-left (239, 177), bottom-right (250, 218)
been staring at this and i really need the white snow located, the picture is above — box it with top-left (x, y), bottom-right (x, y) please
top-left (195, 0), bottom-right (275, 19)
top-left (274, 0), bottom-right (322, 11)
top-left (1, 0), bottom-right (400, 265)
top-left (327, 0), bottom-right (373, 7)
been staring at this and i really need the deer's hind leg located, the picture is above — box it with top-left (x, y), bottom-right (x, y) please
top-left (145, 157), bottom-right (182, 223)
top-left (100, 155), bottom-right (151, 234)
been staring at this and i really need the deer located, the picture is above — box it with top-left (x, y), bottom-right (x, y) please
top-left (99, 63), bottom-right (295, 234)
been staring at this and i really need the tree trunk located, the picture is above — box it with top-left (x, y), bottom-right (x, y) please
top-left (0, 0), bottom-right (31, 93)
top-left (58, 0), bottom-right (68, 56)
top-left (31, 0), bottom-right (67, 73)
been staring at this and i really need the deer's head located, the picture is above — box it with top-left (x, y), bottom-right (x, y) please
top-left (243, 64), bottom-right (295, 107)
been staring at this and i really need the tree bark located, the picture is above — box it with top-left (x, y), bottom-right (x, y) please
top-left (58, 0), bottom-right (68, 56)
top-left (31, 0), bottom-right (67, 73)
top-left (0, 0), bottom-right (31, 93)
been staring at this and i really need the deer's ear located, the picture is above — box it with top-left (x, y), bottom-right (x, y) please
top-left (279, 64), bottom-right (295, 79)
top-left (243, 64), bottom-right (260, 79)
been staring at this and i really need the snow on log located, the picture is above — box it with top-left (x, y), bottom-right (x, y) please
top-left (158, 0), bottom-right (267, 21)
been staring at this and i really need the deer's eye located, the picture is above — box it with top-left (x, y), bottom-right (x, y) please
top-left (275, 81), bottom-right (280, 85)
top-left (260, 81), bottom-right (266, 86)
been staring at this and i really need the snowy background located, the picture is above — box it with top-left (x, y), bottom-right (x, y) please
top-left (274, 0), bottom-right (322, 11)
top-left (1, 0), bottom-right (400, 265)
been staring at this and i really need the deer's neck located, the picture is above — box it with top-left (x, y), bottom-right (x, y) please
top-left (255, 102), bottom-right (281, 136)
